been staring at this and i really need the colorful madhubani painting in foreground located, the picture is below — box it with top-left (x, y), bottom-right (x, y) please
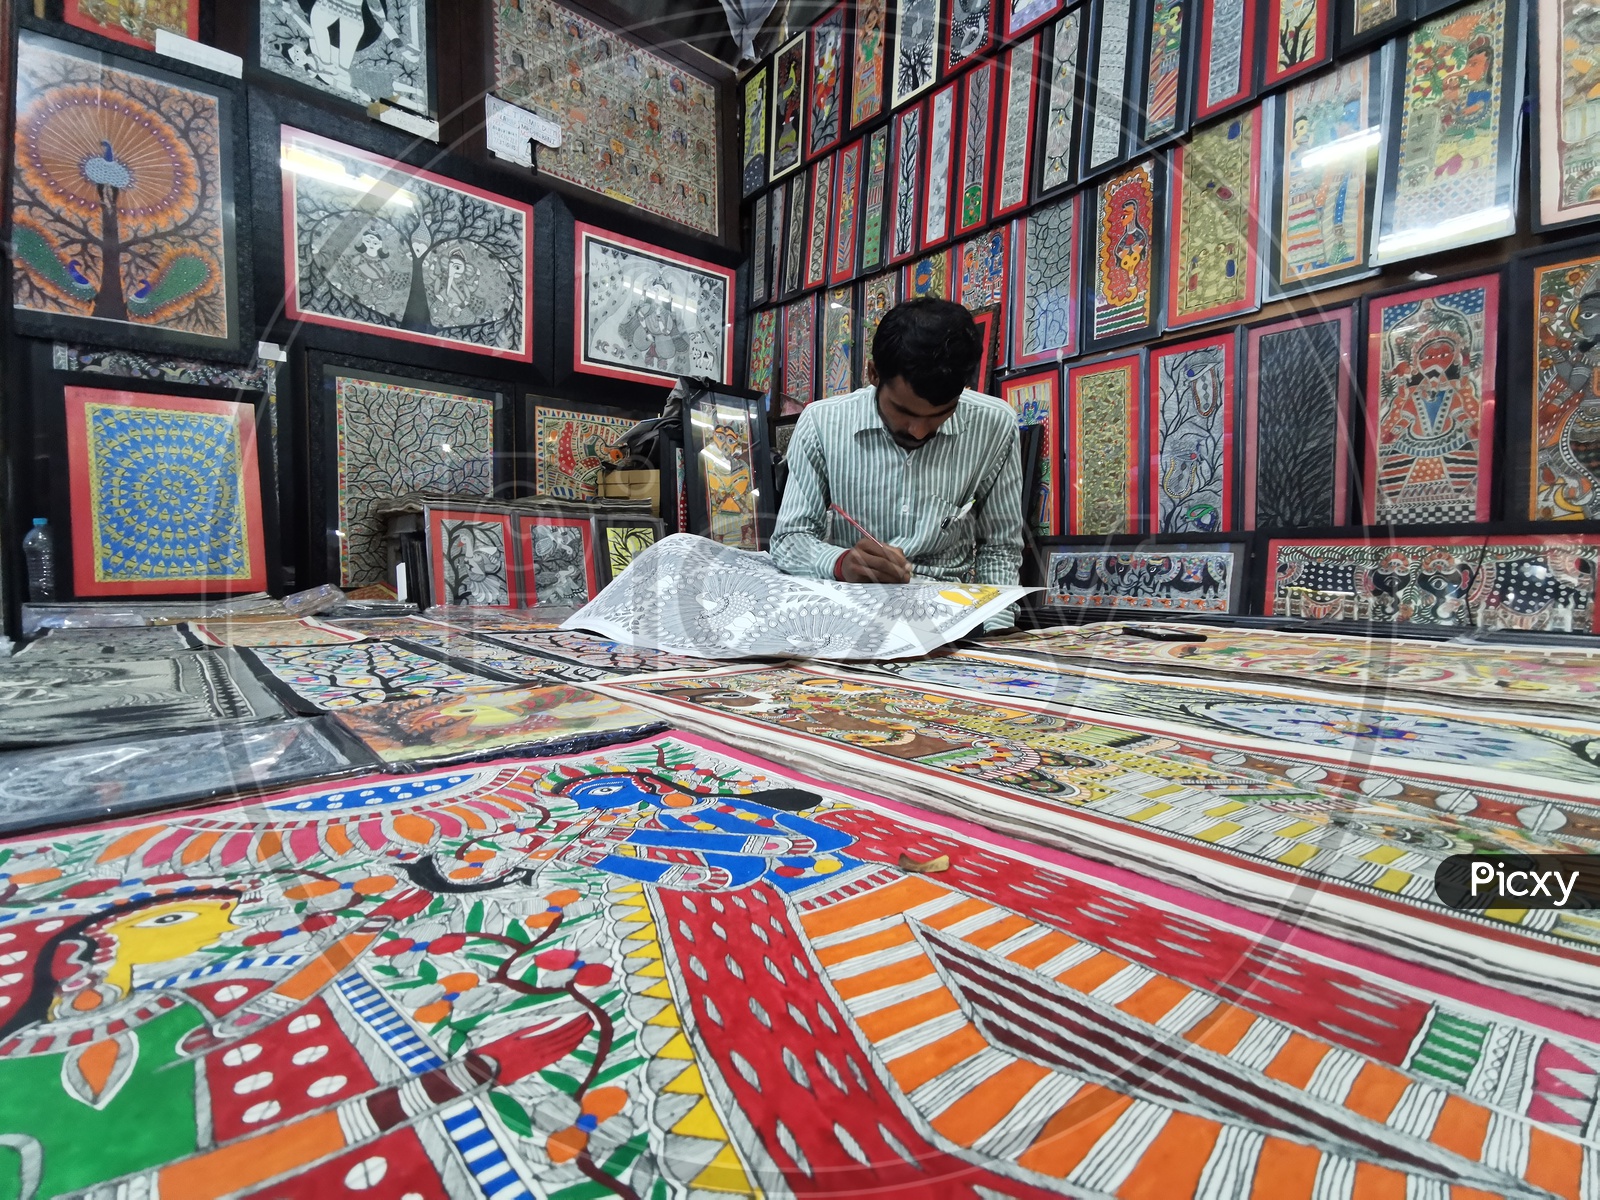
top-left (1528, 240), bottom-right (1600, 519)
top-left (1, 732), bottom-right (1594, 1199)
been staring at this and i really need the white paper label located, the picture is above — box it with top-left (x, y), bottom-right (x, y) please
top-left (373, 104), bottom-right (440, 142)
top-left (256, 341), bottom-right (288, 363)
top-left (486, 94), bottom-right (562, 168)
top-left (153, 30), bottom-right (243, 78)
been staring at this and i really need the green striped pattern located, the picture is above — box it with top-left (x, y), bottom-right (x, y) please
top-left (1408, 1011), bottom-right (1490, 1086)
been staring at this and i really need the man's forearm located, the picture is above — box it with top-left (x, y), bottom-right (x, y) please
top-left (769, 528), bottom-right (847, 579)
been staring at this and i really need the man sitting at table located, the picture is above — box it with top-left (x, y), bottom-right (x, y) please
top-left (769, 297), bottom-right (1023, 628)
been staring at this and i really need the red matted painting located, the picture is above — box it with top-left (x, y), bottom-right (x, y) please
top-left (952, 58), bottom-right (996, 237)
top-left (1001, 367), bottom-right (1063, 534)
top-left (806, 2), bottom-right (848, 160)
top-left (572, 222), bottom-right (734, 387)
top-left (426, 507), bottom-right (517, 608)
top-left (1194, 0), bottom-right (1259, 120)
top-left (955, 224), bottom-right (1008, 311)
top-left (1260, 0), bottom-right (1331, 89)
top-left (64, 387), bottom-right (266, 596)
top-left (990, 34), bottom-right (1040, 221)
top-left (1150, 332), bottom-right (1236, 534)
top-left (515, 514), bottom-right (598, 607)
top-left (829, 139), bottom-right (864, 285)
top-left (1065, 350), bottom-right (1144, 534)
top-left (1166, 108), bottom-right (1264, 329)
top-left (1003, 0), bottom-right (1065, 39)
top-left (64, 0), bottom-right (197, 49)
top-left (886, 101), bottom-right (925, 265)
top-left (1011, 191), bottom-right (1080, 365)
top-left (921, 78), bottom-right (960, 250)
top-left (282, 127), bottom-right (534, 362)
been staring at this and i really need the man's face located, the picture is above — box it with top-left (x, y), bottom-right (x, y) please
top-left (868, 361), bottom-right (960, 450)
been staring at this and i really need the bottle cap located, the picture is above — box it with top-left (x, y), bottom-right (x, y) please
top-left (31, 518), bottom-right (45, 527)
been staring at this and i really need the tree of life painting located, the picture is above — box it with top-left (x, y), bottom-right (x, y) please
top-left (1532, 249), bottom-right (1600, 519)
top-left (283, 128), bottom-right (531, 360)
top-left (1153, 337), bottom-right (1234, 533)
top-left (11, 31), bottom-right (233, 351)
top-left (260, 0), bottom-right (431, 115)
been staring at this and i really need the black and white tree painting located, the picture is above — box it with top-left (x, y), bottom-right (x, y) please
top-left (260, 0), bottom-right (431, 115)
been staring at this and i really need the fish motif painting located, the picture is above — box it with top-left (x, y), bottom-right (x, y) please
top-left (1065, 351), bottom-right (1144, 534)
top-left (1151, 333), bottom-right (1235, 534)
top-left (1166, 108), bottom-right (1262, 328)
top-left (1525, 239), bottom-right (1600, 519)
top-left (531, 405), bottom-right (633, 502)
top-left (1087, 159), bottom-right (1162, 350)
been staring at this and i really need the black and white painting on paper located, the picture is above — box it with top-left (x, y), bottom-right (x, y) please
top-left (531, 525), bottom-right (591, 607)
top-left (260, 0), bottom-right (432, 115)
top-left (441, 518), bottom-right (511, 606)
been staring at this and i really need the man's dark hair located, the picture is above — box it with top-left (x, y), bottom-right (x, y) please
top-left (871, 298), bottom-right (982, 405)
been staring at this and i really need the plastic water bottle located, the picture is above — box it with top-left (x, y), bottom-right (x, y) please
top-left (23, 518), bottom-right (56, 602)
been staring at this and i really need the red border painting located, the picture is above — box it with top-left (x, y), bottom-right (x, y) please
top-left (1065, 350), bottom-right (1145, 534)
top-left (989, 35), bottom-right (1040, 222)
top-left (515, 514), bottom-right (599, 605)
top-left (64, 0), bottom-right (198, 50)
top-left (829, 139), bottom-right (864, 285)
top-left (953, 59), bottom-right (997, 237)
top-left (1194, 0), bottom-right (1259, 119)
top-left (806, 2), bottom-right (849, 161)
top-left (1260, 0), bottom-right (1331, 89)
top-left (1002, 0), bottom-right (1065, 39)
top-left (886, 101), bottom-right (926, 266)
top-left (943, 0), bottom-right (999, 75)
top-left (1001, 367), bottom-right (1063, 534)
top-left (921, 79), bottom-right (961, 250)
top-left (426, 508), bottom-right (517, 609)
top-left (1165, 109), bottom-right (1264, 329)
top-left (1009, 192), bottom-right (1081, 366)
top-left (1149, 332), bottom-right (1236, 533)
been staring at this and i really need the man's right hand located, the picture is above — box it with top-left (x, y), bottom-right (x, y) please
top-left (837, 540), bottom-right (912, 584)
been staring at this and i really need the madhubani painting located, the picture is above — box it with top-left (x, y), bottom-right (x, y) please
top-left (858, 126), bottom-right (890, 273)
top-left (333, 368), bottom-right (496, 587)
top-left (518, 517), bottom-right (596, 607)
top-left (1262, 0), bottom-right (1330, 86)
top-left (1065, 352), bottom-right (1142, 534)
top-left (245, 640), bottom-right (512, 711)
top-left (771, 32), bottom-right (805, 181)
top-left (741, 65), bottom-right (767, 195)
top-left (829, 139), bottom-right (862, 285)
top-left (955, 62), bottom-right (995, 235)
top-left (1151, 334), bottom-right (1235, 533)
top-left (922, 82), bottom-right (958, 248)
top-left (807, 4), bottom-right (847, 159)
top-left (65, 387), bottom-right (266, 596)
top-left (599, 522), bottom-right (660, 582)
top-left (1013, 192), bottom-right (1079, 365)
top-left (428, 510), bottom-right (515, 608)
top-left (1088, 159), bottom-right (1160, 349)
top-left (1242, 309), bottom-right (1353, 529)
top-left (531, 405), bottom-right (633, 501)
top-left (888, 103), bottom-right (923, 262)
top-left (52, 343), bottom-right (273, 391)
top-left (1379, 0), bottom-right (1514, 259)
top-left (11, 31), bottom-right (239, 355)
top-left (956, 226), bottom-right (1006, 311)
top-left (686, 401), bottom-right (760, 549)
top-left (861, 270), bottom-right (899, 354)
top-left (64, 0), bottom-right (195, 48)
top-left (1046, 546), bottom-right (1239, 611)
top-left (782, 177), bottom-right (807, 294)
top-left (1142, 0), bottom-right (1187, 142)
top-left (946, 0), bottom-right (997, 73)
top-left (574, 224), bottom-right (733, 386)
top-left (1540, 0), bottom-right (1600, 226)
top-left (1270, 536), bottom-right (1600, 632)
top-left (282, 127), bottom-right (532, 360)
top-left (822, 284), bottom-right (856, 397)
top-left (904, 249), bottom-right (951, 300)
top-left (766, 181), bottom-right (786, 303)
top-left (1364, 275), bottom-right (1498, 525)
top-left (1272, 54), bottom-right (1380, 295)
top-left (1004, 0), bottom-right (1063, 36)
top-left (493, 0), bottom-right (719, 235)
top-left (747, 307), bottom-right (777, 393)
top-left (1037, 11), bottom-right (1081, 195)
top-left (782, 294), bottom-right (817, 406)
top-left (992, 36), bottom-right (1038, 218)
top-left (890, 0), bottom-right (939, 106)
top-left (260, 0), bottom-right (430, 115)
top-left (1195, 0), bottom-right (1255, 118)
top-left (1529, 242), bottom-right (1600, 519)
top-left (1167, 109), bottom-right (1261, 328)
top-left (804, 156), bottom-right (833, 290)
top-left (1084, 0), bottom-right (1134, 171)
top-left (850, 0), bottom-right (888, 126)
top-left (1000, 369), bottom-right (1061, 534)
top-left (751, 192), bottom-right (770, 303)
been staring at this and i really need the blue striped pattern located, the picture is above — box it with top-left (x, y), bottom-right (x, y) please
top-left (143, 952), bottom-right (306, 992)
top-left (334, 972), bottom-right (443, 1073)
top-left (441, 1102), bottom-right (533, 1200)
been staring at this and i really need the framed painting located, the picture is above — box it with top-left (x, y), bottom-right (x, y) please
top-left (782, 177), bottom-right (809, 295)
top-left (261, 0), bottom-right (433, 117)
top-left (282, 126), bottom-right (532, 361)
top-left (1242, 308), bottom-right (1355, 529)
top-left (11, 29), bottom-right (249, 361)
top-left (887, 101), bottom-right (926, 265)
top-left (1084, 157), bottom-right (1165, 352)
top-left (782, 293), bottom-right (818, 407)
top-left (859, 125), bottom-right (892, 275)
top-left (804, 156), bottom-right (834, 290)
top-left (1011, 192), bottom-right (1080, 366)
top-left (807, 3), bottom-right (848, 160)
top-left (969, 307), bottom-right (1002, 390)
top-left (748, 307), bottom-right (778, 393)
top-left (65, 0), bottom-right (196, 49)
top-left (1363, 272), bottom-right (1501, 525)
top-left (1034, 10), bottom-right (1083, 199)
top-left (1001, 369), bottom-right (1063, 534)
top-left (683, 390), bottom-right (777, 550)
top-left (956, 226), bottom-right (1008, 312)
top-left (904, 248), bottom-right (953, 299)
top-left (493, 0), bottom-right (718, 236)
top-left (851, 0), bottom-right (889, 127)
top-left (742, 64), bottom-right (769, 196)
top-left (1004, 0), bottom-right (1066, 37)
top-left (515, 514), bottom-right (598, 608)
top-left (1337, 0), bottom-right (1413, 50)
top-left (892, 0), bottom-right (942, 106)
top-left (861, 270), bottom-right (901, 355)
top-left (992, 36), bottom-right (1040, 221)
top-left (1149, 332), bottom-right (1236, 534)
top-left (1266, 51), bottom-right (1385, 298)
top-left (771, 31), bottom-right (807, 182)
top-left (1511, 235), bottom-right (1600, 520)
top-left (1140, 0), bottom-right (1192, 149)
top-left (1375, 0), bottom-right (1522, 262)
top-left (944, 0), bottom-right (998, 75)
top-left (1194, 0), bottom-right (1258, 119)
top-left (426, 507), bottom-right (516, 608)
top-left (1080, 0), bottom-right (1141, 179)
top-left (65, 386), bottom-right (266, 596)
top-left (595, 516), bottom-right (665, 587)
top-left (822, 284), bottom-right (857, 397)
top-left (829, 139), bottom-right (864, 285)
top-left (1536, 0), bottom-right (1600, 229)
top-left (1065, 350), bottom-right (1145, 534)
top-left (954, 59), bottom-right (997, 238)
top-left (1259, 0), bottom-right (1332, 89)
top-left (767, 180), bottom-right (788, 304)
top-left (1044, 543), bottom-right (1246, 612)
top-left (1166, 107), bottom-right (1264, 329)
top-left (573, 223), bottom-right (734, 386)
top-left (316, 358), bottom-right (501, 589)
top-left (531, 404), bottom-right (634, 500)
top-left (751, 193), bottom-right (771, 307)
top-left (922, 79), bottom-right (961, 249)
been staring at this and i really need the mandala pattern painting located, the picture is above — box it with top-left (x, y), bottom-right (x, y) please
top-left (567, 534), bottom-right (1032, 659)
top-left (1167, 109), bottom-right (1262, 327)
top-left (260, 0), bottom-right (430, 115)
top-left (573, 224), bottom-right (733, 386)
top-left (64, 0), bottom-right (196, 48)
top-left (334, 369), bottom-right (496, 587)
top-left (1365, 275), bottom-right (1498, 525)
top-left (65, 387), bottom-right (266, 596)
top-left (1046, 547), bottom-right (1240, 612)
top-left (282, 127), bottom-right (532, 360)
top-left (531, 406), bottom-right (632, 502)
top-left (1065, 352), bottom-right (1143, 534)
top-left (1152, 335), bottom-right (1235, 533)
top-left (11, 30), bottom-right (239, 354)
top-left (1541, 0), bottom-right (1600, 226)
top-left (493, 0), bottom-right (719, 235)
top-left (1088, 159), bottom-right (1161, 350)
top-left (1527, 242), bottom-right (1600, 519)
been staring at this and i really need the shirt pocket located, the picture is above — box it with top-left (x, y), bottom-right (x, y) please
top-left (928, 495), bottom-right (977, 556)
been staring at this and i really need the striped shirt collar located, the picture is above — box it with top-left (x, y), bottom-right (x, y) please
top-left (844, 384), bottom-right (965, 441)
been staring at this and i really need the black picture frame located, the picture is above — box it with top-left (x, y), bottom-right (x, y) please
top-left (1334, 0), bottom-right (1415, 53)
top-left (1134, 0), bottom-right (1197, 154)
top-left (1031, 5), bottom-right (1086, 201)
top-left (1078, 0), bottom-right (1148, 182)
top-left (1033, 536), bottom-right (1251, 615)
top-left (593, 514), bottom-right (667, 587)
top-left (1079, 155), bottom-right (1168, 354)
top-left (681, 386), bottom-right (780, 550)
